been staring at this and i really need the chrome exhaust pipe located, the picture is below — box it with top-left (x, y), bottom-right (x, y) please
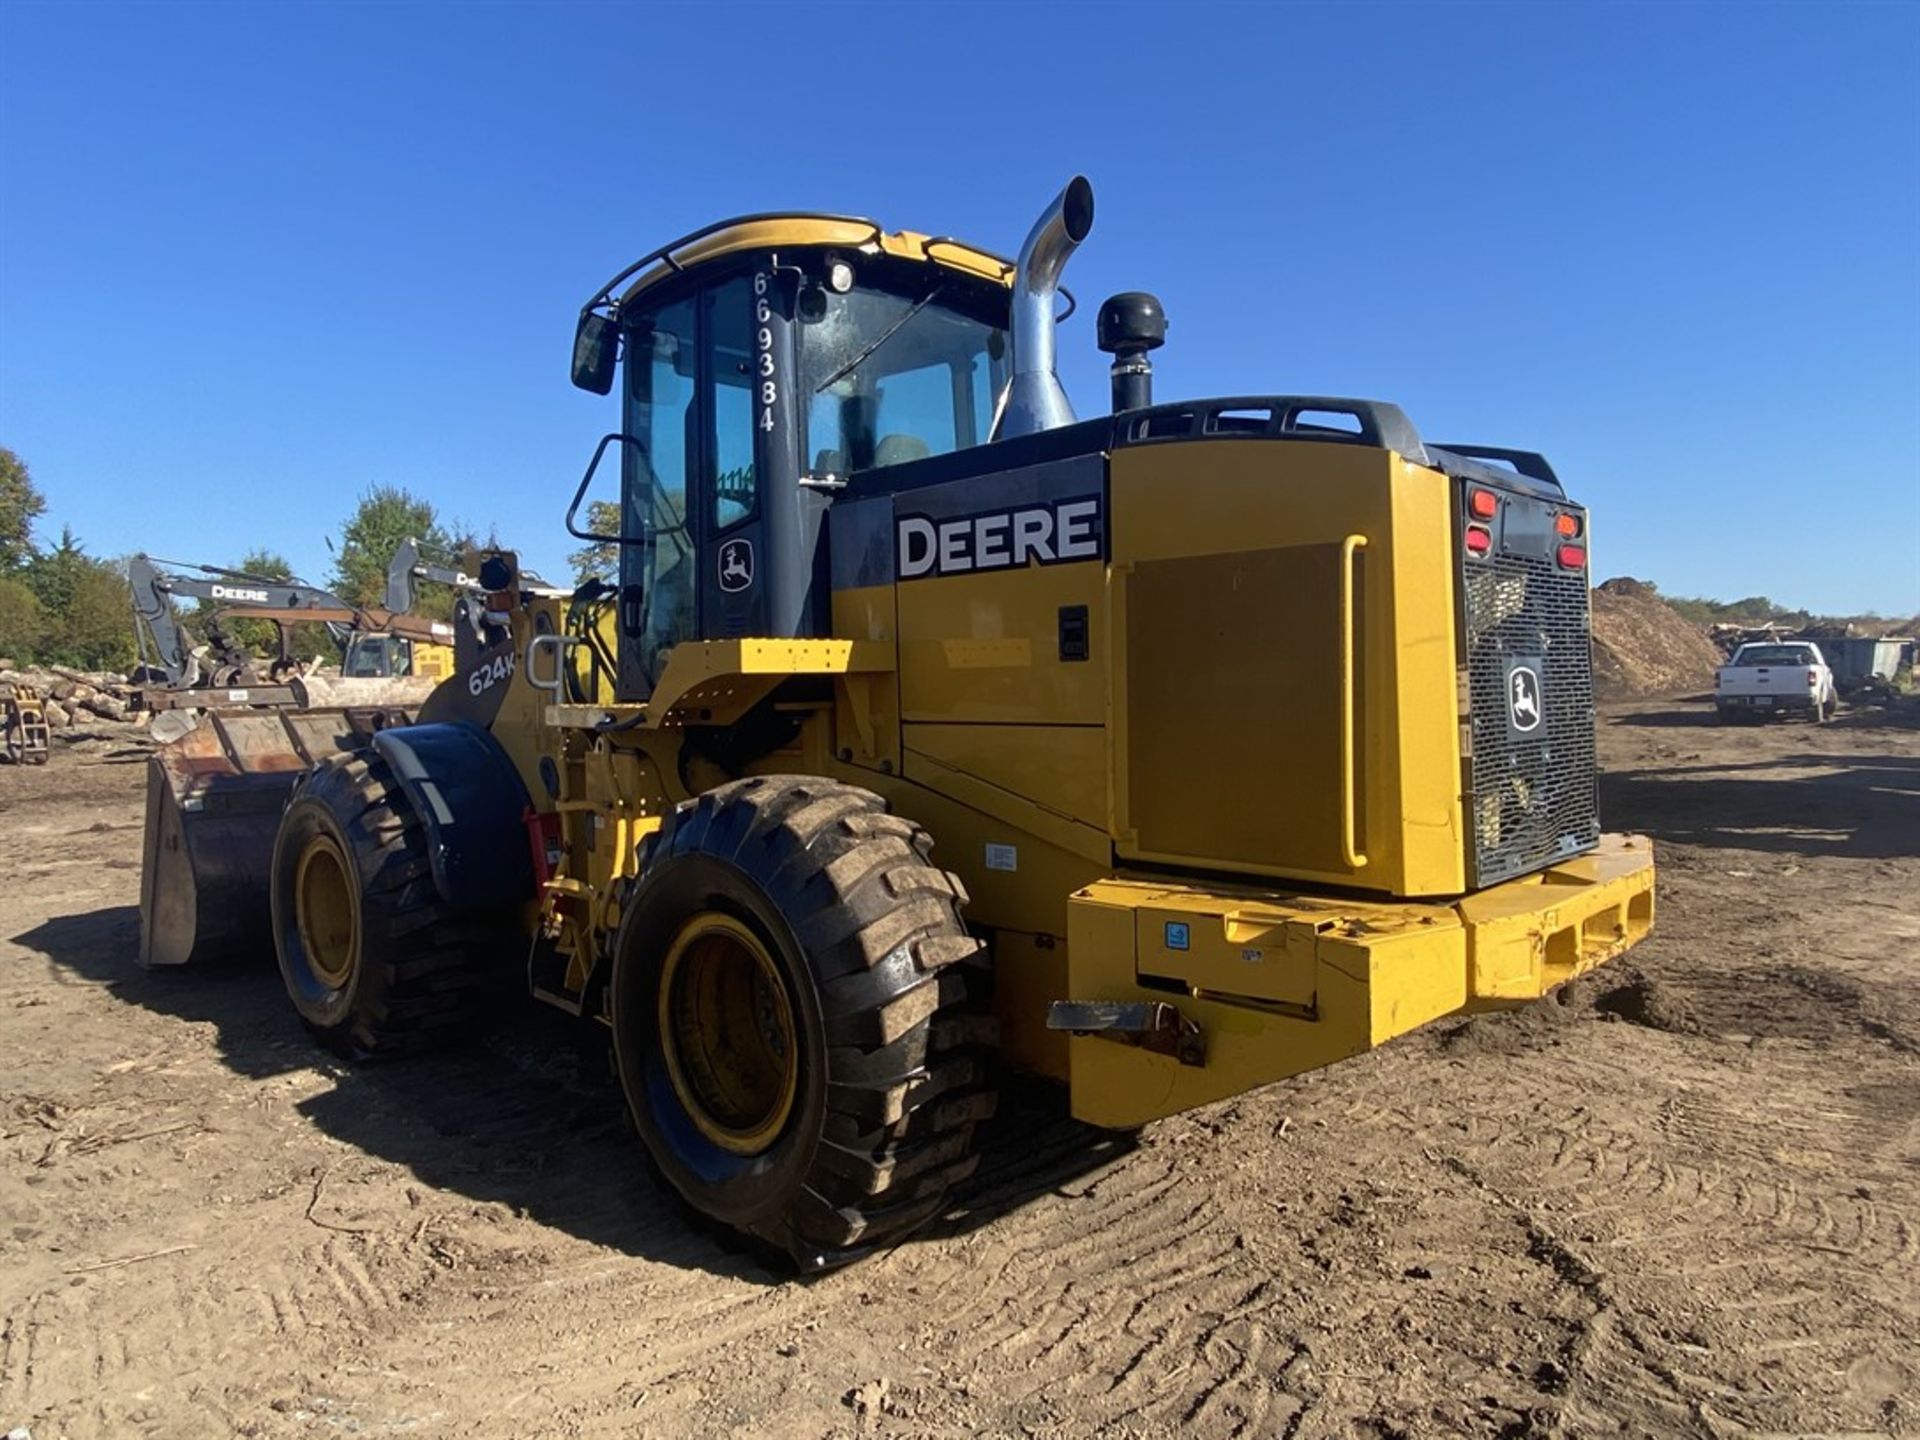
top-left (992, 176), bottom-right (1094, 440)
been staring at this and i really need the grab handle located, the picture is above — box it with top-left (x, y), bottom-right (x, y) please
top-left (1339, 534), bottom-right (1369, 871)
top-left (526, 633), bottom-right (578, 698)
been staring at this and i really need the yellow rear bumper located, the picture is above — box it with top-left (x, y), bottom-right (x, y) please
top-left (1059, 834), bottom-right (1655, 1127)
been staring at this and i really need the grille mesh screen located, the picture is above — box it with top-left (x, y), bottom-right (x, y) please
top-left (1460, 535), bottom-right (1600, 885)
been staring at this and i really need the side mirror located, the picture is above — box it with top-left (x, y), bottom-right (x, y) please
top-left (571, 312), bottom-right (619, 395)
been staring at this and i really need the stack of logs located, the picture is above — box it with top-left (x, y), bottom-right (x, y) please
top-left (0, 658), bottom-right (137, 732)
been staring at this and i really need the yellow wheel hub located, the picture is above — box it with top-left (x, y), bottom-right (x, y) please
top-left (295, 836), bottom-right (360, 990)
top-left (658, 913), bottom-right (799, 1155)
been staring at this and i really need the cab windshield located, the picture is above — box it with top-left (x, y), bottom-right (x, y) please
top-left (614, 262), bottom-right (1010, 695)
top-left (801, 282), bottom-right (1009, 475)
top-left (342, 634), bottom-right (410, 678)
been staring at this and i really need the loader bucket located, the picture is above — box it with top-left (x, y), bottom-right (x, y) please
top-left (138, 704), bottom-right (419, 968)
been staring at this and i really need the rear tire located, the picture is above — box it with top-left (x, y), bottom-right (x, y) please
top-left (612, 775), bottom-right (996, 1270)
top-left (270, 749), bottom-right (507, 1056)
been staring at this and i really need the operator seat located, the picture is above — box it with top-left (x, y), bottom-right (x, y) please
top-left (873, 434), bottom-right (932, 469)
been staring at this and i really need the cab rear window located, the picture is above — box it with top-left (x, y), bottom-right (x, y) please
top-left (1732, 645), bottom-right (1815, 667)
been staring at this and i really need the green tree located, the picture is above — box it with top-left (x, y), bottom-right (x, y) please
top-left (25, 527), bottom-right (90, 619)
top-left (56, 559), bottom-right (137, 671)
top-left (0, 446), bottom-right (45, 572)
top-left (569, 499), bottom-right (622, 585)
top-left (1665, 593), bottom-right (1812, 628)
top-left (0, 574), bottom-right (47, 660)
top-left (330, 485), bottom-right (452, 614)
top-left (21, 531), bottom-right (135, 670)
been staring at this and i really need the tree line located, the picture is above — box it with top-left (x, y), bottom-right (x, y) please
top-left (0, 444), bottom-right (477, 671)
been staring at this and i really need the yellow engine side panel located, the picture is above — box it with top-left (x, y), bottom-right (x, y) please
top-left (904, 722), bottom-right (1106, 833)
top-left (1109, 441), bottom-right (1466, 898)
top-left (830, 582), bottom-right (902, 775)
top-left (896, 559), bottom-right (1107, 726)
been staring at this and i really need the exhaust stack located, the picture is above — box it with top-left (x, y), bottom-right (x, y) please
top-left (992, 176), bottom-right (1095, 441)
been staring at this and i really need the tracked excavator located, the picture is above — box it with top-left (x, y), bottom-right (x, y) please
top-left (128, 551), bottom-right (458, 698)
top-left (139, 178), bottom-right (1655, 1268)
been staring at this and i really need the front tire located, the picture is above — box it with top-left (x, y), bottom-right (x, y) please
top-left (270, 750), bottom-right (505, 1056)
top-left (612, 776), bottom-right (996, 1270)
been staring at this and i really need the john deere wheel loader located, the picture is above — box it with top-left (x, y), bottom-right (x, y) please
top-left (140, 177), bottom-right (1655, 1269)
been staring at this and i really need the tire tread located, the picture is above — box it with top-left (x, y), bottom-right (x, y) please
top-left (642, 775), bottom-right (996, 1268)
top-left (282, 750), bottom-right (503, 1057)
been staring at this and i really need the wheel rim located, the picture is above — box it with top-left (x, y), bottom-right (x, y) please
top-left (294, 836), bottom-right (359, 990)
top-left (657, 913), bottom-right (799, 1156)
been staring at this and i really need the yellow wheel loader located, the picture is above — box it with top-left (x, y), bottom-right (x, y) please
top-left (140, 178), bottom-right (1654, 1269)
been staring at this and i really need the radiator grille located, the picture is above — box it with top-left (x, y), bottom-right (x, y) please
top-left (1460, 523), bottom-right (1599, 885)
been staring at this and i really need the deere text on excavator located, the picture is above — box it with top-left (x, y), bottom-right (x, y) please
top-left (140, 178), bottom-right (1655, 1269)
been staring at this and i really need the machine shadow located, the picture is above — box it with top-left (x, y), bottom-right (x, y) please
top-left (1608, 699), bottom-right (1920, 732)
top-left (13, 904), bottom-right (1129, 1280)
top-left (1600, 753), bottom-right (1920, 860)
top-left (1607, 699), bottom-right (1721, 728)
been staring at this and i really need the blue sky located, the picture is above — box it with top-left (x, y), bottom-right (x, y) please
top-left (2, 1), bottom-right (1915, 615)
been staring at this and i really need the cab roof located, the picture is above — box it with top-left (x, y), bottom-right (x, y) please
top-left (583, 214), bottom-right (1015, 321)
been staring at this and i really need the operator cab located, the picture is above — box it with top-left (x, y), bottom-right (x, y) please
top-left (341, 632), bottom-right (412, 678)
top-left (570, 222), bottom-right (1013, 700)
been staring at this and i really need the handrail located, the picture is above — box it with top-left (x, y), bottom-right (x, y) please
top-left (526, 633), bottom-right (579, 698)
top-left (1116, 396), bottom-right (1430, 467)
top-left (1339, 534), bottom-right (1369, 871)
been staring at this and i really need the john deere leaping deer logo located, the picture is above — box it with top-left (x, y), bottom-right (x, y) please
top-left (1509, 665), bottom-right (1543, 733)
top-left (719, 538), bottom-right (753, 594)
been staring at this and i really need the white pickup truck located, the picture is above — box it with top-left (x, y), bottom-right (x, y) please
top-left (1715, 641), bottom-right (1837, 722)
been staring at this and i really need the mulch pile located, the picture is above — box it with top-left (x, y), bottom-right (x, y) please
top-left (1590, 577), bottom-right (1726, 700)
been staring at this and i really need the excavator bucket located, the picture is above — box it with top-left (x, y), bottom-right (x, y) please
top-left (138, 696), bottom-right (427, 967)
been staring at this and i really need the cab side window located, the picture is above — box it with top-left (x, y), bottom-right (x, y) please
top-left (709, 277), bottom-right (757, 531)
top-left (624, 296), bottom-right (699, 687)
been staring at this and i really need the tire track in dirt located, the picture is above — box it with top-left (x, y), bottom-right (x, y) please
top-left (993, 1229), bottom-right (1247, 1409)
top-left (896, 1121), bottom-right (1324, 1437)
top-left (935, 1173), bottom-right (1211, 1362)
top-left (0, 1292), bottom-right (41, 1416)
top-left (1431, 1147), bottom-right (1702, 1438)
top-left (1518, 1058), bottom-right (1916, 1273)
top-left (1407, 962), bottom-right (1920, 1435)
top-left (8, 1184), bottom-right (474, 1438)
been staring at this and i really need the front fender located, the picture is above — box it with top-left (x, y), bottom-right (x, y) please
top-left (371, 722), bottom-right (534, 912)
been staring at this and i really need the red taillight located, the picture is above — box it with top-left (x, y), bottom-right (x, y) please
top-left (1807, 670), bottom-right (1818, 684)
top-left (1468, 488), bottom-right (1498, 519)
top-left (1465, 525), bottom-right (1493, 556)
top-left (1557, 543), bottom-right (1586, 568)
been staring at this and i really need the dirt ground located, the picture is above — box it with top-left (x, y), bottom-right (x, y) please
top-left (2, 701), bottom-right (1916, 1439)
